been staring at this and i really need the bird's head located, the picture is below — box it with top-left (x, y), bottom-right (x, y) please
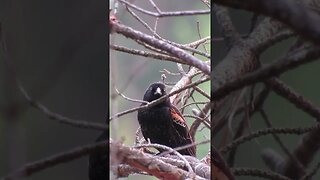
top-left (143, 82), bottom-right (167, 102)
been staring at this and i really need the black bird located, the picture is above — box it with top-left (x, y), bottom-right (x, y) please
top-left (88, 130), bottom-right (108, 180)
top-left (137, 82), bottom-right (196, 156)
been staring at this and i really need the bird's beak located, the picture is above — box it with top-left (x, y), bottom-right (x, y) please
top-left (154, 87), bottom-right (162, 96)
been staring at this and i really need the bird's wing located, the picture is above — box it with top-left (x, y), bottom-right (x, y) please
top-left (169, 105), bottom-right (196, 156)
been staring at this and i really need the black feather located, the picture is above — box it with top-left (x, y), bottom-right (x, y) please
top-left (137, 82), bottom-right (196, 156)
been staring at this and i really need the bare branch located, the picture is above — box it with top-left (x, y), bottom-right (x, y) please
top-left (110, 22), bottom-right (211, 75)
top-left (214, 5), bottom-right (242, 47)
top-left (114, 87), bottom-right (149, 104)
top-left (134, 143), bottom-right (194, 173)
top-left (110, 140), bottom-right (207, 180)
top-left (118, 0), bottom-right (210, 17)
top-left (233, 168), bottom-right (292, 180)
top-left (214, 46), bottom-right (320, 101)
top-left (220, 124), bottom-right (320, 154)
top-left (18, 83), bottom-right (108, 131)
top-left (110, 45), bottom-right (187, 64)
top-left (215, 0), bottom-right (320, 45)
top-left (1, 141), bottom-right (107, 180)
top-left (266, 78), bottom-right (320, 121)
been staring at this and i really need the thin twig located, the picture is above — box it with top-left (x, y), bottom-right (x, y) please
top-left (159, 139), bottom-right (210, 157)
top-left (119, 0), bottom-right (210, 17)
top-left (147, 0), bottom-right (162, 14)
top-left (184, 114), bottom-right (211, 129)
top-left (300, 161), bottom-right (320, 180)
top-left (233, 167), bottom-right (292, 180)
top-left (266, 78), bottom-right (320, 121)
top-left (114, 87), bottom-right (149, 104)
top-left (220, 123), bottom-right (320, 154)
top-left (111, 22), bottom-right (211, 75)
top-left (260, 109), bottom-right (306, 174)
top-left (17, 83), bottom-right (108, 131)
top-left (180, 101), bottom-right (208, 110)
top-left (110, 45), bottom-right (186, 64)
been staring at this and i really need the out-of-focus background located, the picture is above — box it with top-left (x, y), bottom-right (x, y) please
top-left (0, 0), bottom-right (107, 179)
top-left (109, 0), bottom-right (210, 179)
top-left (213, 8), bottom-right (320, 180)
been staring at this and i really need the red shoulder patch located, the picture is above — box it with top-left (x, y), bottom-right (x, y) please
top-left (170, 108), bottom-right (186, 127)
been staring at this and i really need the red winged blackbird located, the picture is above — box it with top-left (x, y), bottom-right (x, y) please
top-left (137, 82), bottom-right (196, 156)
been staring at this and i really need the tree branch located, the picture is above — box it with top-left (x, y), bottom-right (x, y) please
top-left (110, 22), bottom-right (210, 75)
top-left (215, 0), bottom-right (320, 45)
